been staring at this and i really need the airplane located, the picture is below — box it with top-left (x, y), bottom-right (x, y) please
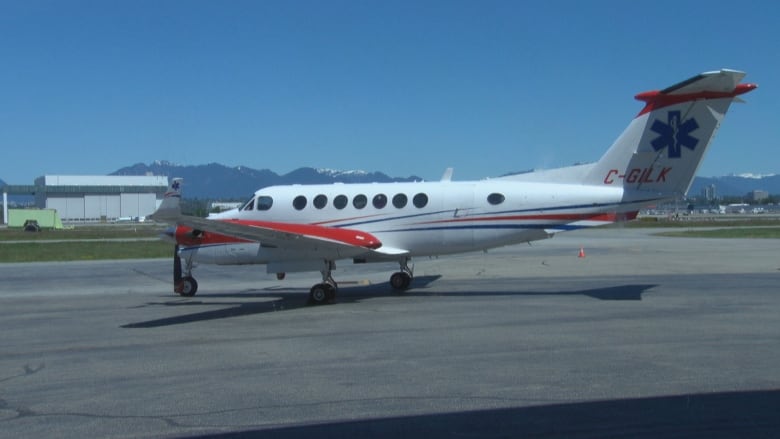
top-left (150, 69), bottom-right (756, 304)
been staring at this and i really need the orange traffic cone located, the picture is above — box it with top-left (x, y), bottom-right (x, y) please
top-left (578, 247), bottom-right (586, 258)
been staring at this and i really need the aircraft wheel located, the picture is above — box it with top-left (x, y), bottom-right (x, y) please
top-left (309, 283), bottom-right (334, 305)
top-left (178, 276), bottom-right (198, 297)
top-left (390, 272), bottom-right (411, 290)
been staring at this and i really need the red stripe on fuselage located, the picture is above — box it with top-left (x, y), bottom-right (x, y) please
top-left (589, 211), bottom-right (638, 222)
top-left (416, 211), bottom-right (639, 225)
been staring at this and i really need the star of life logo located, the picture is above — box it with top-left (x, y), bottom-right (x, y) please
top-left (166, 180), bottom-right (181, 198)
top-left (650, 111), bottom-right (699, 158)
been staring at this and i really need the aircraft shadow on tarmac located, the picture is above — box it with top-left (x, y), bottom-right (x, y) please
top-left (122, 276), bottom-right (656, 328)
top-left (188, 388), bottom-right (780, 439)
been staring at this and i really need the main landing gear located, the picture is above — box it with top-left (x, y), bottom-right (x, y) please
top-left (173, 245), bottom-right (198, 297)
top-left (171, 252), bottom-right (415, 303)
top-left (307, 258), bottom-right (414, 305)
top-left (308, 260), bottom-right (337, 305)
top-left (390, 257), bottom-right (413, 291)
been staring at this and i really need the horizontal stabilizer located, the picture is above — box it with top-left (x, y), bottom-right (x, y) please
top-left (660, 69), bottom-right (746, 95)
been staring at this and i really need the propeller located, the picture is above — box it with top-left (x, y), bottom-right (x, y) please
top-left (158, 226), bottom-right (177, 244)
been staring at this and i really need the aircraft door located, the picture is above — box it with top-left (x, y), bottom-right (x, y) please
top-left (442, 183), bottom-right (475, 252)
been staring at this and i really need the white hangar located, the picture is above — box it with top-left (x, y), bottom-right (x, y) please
top-left (33, 175), bottom-right (169, 222)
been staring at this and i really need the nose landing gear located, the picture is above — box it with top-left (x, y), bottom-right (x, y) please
top-left (173, 245), bottom-right (198, 297)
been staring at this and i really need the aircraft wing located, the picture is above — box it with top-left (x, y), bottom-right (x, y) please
top-left (174, 214), bottom-right (390, 258)
top-left (149, 177), bottom-right (408, 258)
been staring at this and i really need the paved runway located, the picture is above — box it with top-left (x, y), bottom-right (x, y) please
top-left (1, 228), bottom-right (778, 438)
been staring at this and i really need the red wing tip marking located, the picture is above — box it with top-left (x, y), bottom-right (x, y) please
top-left (221, 219), bottom-right (382, 249)
top-left (356, 235), bottom-right (382, 249)
top-left (635, 82), bottom-right (757, 103)
top-left (634, 82), bottom-right (757, 116)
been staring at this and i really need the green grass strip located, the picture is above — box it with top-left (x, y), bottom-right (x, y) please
top-left (620, 219), bottom-right (780, 228)
top-left (656, 227), bottom-right (780, 239)
top-left (0, 226), bottom-right (165, 241)
top-left (0, 241), bottom-right (173, 263)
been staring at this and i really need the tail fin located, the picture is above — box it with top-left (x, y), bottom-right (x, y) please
top-left (149, 178), bottom-right (183, 223)
top-left (585, 69), bottom-right (756, 198)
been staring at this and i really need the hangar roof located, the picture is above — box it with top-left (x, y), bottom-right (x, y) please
top-left (2, 175), bottom-right (168, 195)
top-left (34, 175), bottom-right (168, 187)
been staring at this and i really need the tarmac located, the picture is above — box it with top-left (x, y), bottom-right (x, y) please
top-left (0, 227), bottom-right (778, 438)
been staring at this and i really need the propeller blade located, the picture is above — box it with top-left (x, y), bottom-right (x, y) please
top-left (158, 226), bottom-right (177, 244)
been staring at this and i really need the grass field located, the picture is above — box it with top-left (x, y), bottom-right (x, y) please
top-left (0, 225), bottom-right (172, 262)
top-left (1, 219), bottom-right (779, 263)
top-left (0, 240), bottom-right (172, 263)
top-left (656, 227), bottom-right (780, 239)
top-left (0, 225), bottom-right (165, 241)
top-left (620, 217), bottom-right (780, 239)
top-left (618, 218), bottom-right (780, 228)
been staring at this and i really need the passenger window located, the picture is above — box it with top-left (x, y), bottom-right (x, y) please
top-left (314, 194), bottom-right (327, 209)
top-left (293, 195), bottom-right (307, 210)
top-left (487, 193), bottom-right (505, 205)
top-left (334, 195), bottom-right (348, 210)
top-left (413, 193), bottom-right (428, 208)
top-left (392, 193), bottom-right (407, 208)
top-left (353, 194), bottom-right (367, 209)
top-left (373, 194), bottom-right (387, 209)
top-left (257, 196), bottom-right (273, 211)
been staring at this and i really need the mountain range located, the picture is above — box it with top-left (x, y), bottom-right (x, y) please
top-left (112, 161), bottom-right (780, 200)
top-left (111, 161), bottom-right (423, 199)
top-left (2, 163), bottom-right (778, 200)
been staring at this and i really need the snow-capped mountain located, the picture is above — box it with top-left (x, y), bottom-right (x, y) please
top-left (111, 162), bottom-right (422, 199)
top-left (106, 161), bottom-right (780, 200)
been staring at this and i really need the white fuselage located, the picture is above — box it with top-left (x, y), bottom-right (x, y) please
top-left (191, 180), bottom-right (634, 269)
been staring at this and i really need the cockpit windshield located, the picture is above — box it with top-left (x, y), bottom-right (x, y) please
top-left (239, 196), bottom-right (255, 211)
top-left (239, 195), bottom-right (273, 211)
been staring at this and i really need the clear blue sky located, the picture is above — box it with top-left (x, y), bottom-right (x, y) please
top-left (1, 0), bottom-right (777, 184)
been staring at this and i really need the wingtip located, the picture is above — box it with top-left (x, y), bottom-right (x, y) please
top-left (736, 83), bottom-right (758, 94)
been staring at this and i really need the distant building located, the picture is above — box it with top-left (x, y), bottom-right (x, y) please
top-left (701, 184), bottom-right (717, 201)
top-left (32, 175), bottom-right (168, 222)
top-left (209, 201), bottom-right (242, 212)
top-left (746, 190), bottom-right (769, 202)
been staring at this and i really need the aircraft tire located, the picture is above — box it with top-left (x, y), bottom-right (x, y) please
top-left (309, 284), bottom-right (332, 305)
top-left (179, 276), bottom-right (198, 297)
top-left (390, 272), bottom-right (411, 290)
